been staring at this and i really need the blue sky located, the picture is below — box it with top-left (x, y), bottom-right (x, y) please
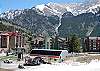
top-left (0, 0), bottom-right (84, 13)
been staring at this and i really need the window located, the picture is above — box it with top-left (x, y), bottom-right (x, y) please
top-left (1, 35), bottom-right (7, 48)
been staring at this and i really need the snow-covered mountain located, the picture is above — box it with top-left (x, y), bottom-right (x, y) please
top-left (35, 1), bottom-right (100, 16)
top-left (0, 8), bottom-right (44, 20)
top-left (1, 0), bottom-right (100, 19)
top-left (0, 10), bottom-right (24, 19)
top-left (0, 7), bottom-right (59, 36)
top-left (36, 3), bottom-right (81, 16)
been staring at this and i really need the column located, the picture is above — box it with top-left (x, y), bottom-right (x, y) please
top-left (45, 36), bottom-right (50, 49)
top-left (0, 36), bottom-right (1, 48)
top-left (7, 36), bottom-right (10, 52)
top-left (15, 35), bottom-right (16, 48)
top-left (21, 36), bottom-right (23, 48)
top-left (18, 35), bottom-right (21, 48)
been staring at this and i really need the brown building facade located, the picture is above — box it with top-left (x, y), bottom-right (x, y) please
top-left (0, 32), bottom-right (25, 52)
top-left (84, 37), bottom-right (100, 52)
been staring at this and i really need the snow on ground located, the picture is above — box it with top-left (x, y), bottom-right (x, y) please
top-left (0, 61), bottom-right (18, 70)
top-left (1, 60), bottom-right (100, 71)
top-left (1, 53), bottom-right (100, 71)
top-left (15, 60), bottom-right (100, 71)
top-left (0, 52), bottom-right (6, 56)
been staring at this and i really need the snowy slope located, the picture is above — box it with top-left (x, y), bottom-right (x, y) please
top-left (36, 1), bottom-right (100, 16)
top-left (0, 10), bottom-right (23, 19)
top-left (87, 4), bottom-right (100, 14)
top-left (36, 3), bottom-right (80, 16)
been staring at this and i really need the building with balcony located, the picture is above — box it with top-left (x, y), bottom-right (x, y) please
top-left (84, 37), bottom-right (100, 52)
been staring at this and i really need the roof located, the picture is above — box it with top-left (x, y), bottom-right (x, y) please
top-left (89, 37), bottom-right (100, 40)
top-left (0, 33), bottom-right (9, 36)
top-left (30, 49), bottom-right (68, 57)
top-left (89, 37), bottom-right (97, 39)
top-left (32, 37), bottom-right (44, 41)
top-left (31, 49), bottom-right (68, 52)
top-left (0, 32), bottom-right (21, 36)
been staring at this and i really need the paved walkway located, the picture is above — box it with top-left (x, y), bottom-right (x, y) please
top-left (0, 68), bottom-right (13, 71)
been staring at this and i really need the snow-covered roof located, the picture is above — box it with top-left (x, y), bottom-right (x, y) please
top-left (89, 37), bottom-right (100, 40)
top-left (89, 37), bottom-right (97, 39)
top-left (32, 49), bottom-right (68, 51)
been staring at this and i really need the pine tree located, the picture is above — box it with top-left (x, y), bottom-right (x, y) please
top-left (69, 34), bottom-right (80, 53)
top-left (54, 36), bottom-right (59, 50)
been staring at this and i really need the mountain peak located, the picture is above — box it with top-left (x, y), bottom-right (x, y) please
top-left (36, 4), bottom-right (45, 12)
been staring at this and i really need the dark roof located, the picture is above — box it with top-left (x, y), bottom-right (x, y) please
top-left (30, 49), bottom-right (62, 56)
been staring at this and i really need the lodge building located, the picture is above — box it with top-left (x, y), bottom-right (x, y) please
top-left (0, 31), bottom-right (25, 52)
top-left (84, 37), bottom-right (100, 52)
top-left (31, 35), bottom-right (68, 50)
